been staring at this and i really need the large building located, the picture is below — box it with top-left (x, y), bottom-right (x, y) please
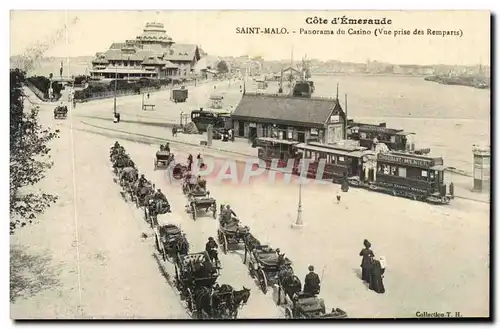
top-left (231, 93), bottom-right (346, 144)
top-left (90, 22), bottom-right (204, 80)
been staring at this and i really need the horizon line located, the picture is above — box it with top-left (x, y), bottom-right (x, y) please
top-left (9, 54), bottom-right (490, 68)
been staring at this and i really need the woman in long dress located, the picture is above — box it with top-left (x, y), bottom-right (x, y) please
top-left (359, 239), bottom-right (374, 282)
top-left (369, 256), bottom-right (386, 294)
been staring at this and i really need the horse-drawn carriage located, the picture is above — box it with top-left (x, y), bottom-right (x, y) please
top-left (284, 295), bottom-right (348, 319)
top-left (144, 197), bottom-right (171, 228)
top-left (153, 214), bottom-right (189, 262)
top-left (53, 105), bottom-right (68, 119)
top-left (174, 252), bottom-right (219, 312)
top-left (134, 182), bottom-right (155, 208)
top-left (154, 151), bottom-right (174, 170)
top-left (244, 238), bottom-right (295, 295)
top-left (217, 205), bottom-right (250, 254)
top-left (183, 178), bottom-right (217, 220)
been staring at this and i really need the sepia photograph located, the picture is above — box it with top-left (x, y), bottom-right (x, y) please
top-left (9, 9), bottom-right (491, 320)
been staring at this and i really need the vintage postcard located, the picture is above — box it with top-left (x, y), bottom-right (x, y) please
top-left (10, 10), bottom-right (490, 319)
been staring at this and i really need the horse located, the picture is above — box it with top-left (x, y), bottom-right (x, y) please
top-left (277, 267), bottom-right (302, 305)
top-left (193, 285), bottom-right (251, 319)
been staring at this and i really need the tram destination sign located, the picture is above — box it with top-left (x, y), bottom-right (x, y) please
top-left (378, 153), bottom-right (433, 168)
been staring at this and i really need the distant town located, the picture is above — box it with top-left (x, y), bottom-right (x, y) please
top-left (10, 53), bottom-right (490, 79)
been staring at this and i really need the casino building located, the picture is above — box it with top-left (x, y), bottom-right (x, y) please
top-left (90, 22), bottom-right (204, 80)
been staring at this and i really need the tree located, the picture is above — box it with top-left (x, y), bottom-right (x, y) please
top-left (10, 68), bottom-right (59, 234)
top-left (216, 60), bottom-right (229, 74)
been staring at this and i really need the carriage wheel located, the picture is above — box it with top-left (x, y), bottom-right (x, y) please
top-left (248, 260), bottom-right (255, 277)
top-left (212, 204), bottom-right (217, 219)
top-left (154, 236), bottom-right (160, 252)
top-left (221, 232), bottom-right (228, 254)
top-left (191, 204), bottom-right (197, 220)
top-left (186, 288), bottom-right (194, 312)
top-left (174, 265), bottom-right (180, 290)
top-left (257, 268), bottom-right (268, 294)
top-left (161, 246), bottom-right (167, 262)
top-left (285, 307), bottom-right (294, 319)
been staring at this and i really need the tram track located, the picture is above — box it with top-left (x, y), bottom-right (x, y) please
top-left (87, 122), bottom-right (487, 207)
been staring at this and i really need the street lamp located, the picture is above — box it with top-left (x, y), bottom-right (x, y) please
top-left (292, 149), bottom-right (306, 229)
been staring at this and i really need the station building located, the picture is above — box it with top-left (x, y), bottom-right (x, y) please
top-left (231, 92), bottom-right (347, 144)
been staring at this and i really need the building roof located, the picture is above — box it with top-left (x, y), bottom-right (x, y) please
top-left (163, 44), bottom-right (198, 62)
top-left (89, 68), bottom-right (158, 74)
top-left (232, 93), bottom-right (342, 127)
top-left (91, 22), bottom-right (202, 66)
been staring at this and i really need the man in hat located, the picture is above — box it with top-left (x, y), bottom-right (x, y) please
top-left (303, 265), bottom-right (321, 297)
top-left (221, 205), bottom-right (237, 227)
top-left (205, 237), bottom-right (219, 264)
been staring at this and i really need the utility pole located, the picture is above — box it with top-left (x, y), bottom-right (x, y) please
top-left (113, 65), bottom-right (117, 116)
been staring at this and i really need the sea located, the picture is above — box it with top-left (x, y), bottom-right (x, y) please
top-left (25, 59), bottom-right (491, 174)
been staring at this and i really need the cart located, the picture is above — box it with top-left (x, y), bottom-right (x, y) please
top-left (284, 294), bottom-right (348, 319)
top-left (154, 151), bottom-right (173, 170)
top-left (175, 251), bottom-right (219, 312)
top-left (217, 204), bottom-right (250, 254)
top-left (244, 244), bottom-right (293, 294)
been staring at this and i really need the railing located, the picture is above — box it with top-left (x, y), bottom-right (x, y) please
top-left (75, 78), bottom-right (208, 102)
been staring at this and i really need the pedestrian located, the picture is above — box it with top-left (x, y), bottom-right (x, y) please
top-left (359, 239), bottom-right (374, 283)
top-left (369, 256), bottom-right (386, 294)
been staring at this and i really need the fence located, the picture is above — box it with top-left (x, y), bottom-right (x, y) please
top-left (75, 78), bottom-right (208, 103)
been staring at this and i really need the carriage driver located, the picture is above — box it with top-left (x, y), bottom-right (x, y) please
top-left (221, 205), bottom-right (238, 226)
top-left (164, 142), bottom-right (170, 153)
top-left (303, 265), bottom-right (321, 297)
top-left (205, 237), bottom-right (219, 264)
top-left (137, 174), bottom-right (147, 189)
top-left (153, 189), bottom-right (170, 211)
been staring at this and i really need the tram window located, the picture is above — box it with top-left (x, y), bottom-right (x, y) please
top-left (390, 136), bottom-right (396, 143)
top-left (421, 170), bottom-right (428, 177)
top-left (398, 167), bottom-right (407, 178)
top-left (338, 156), bottom-right (345, 162)
top-left (429, 171), bottom-right (435, 179)
top-left (360, 132), bottom-right (367, 139)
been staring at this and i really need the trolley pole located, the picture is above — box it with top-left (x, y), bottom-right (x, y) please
top-left (292, 150), bottom-right (306, 229)
top-left (113, 66), bottom-right (118, 116)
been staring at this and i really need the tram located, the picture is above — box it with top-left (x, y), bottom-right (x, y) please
top-left (256, 138), bottom-right (454, 204)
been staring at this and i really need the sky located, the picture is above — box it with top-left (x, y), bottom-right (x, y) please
top-left (10, 10), bottom-right (491, 65)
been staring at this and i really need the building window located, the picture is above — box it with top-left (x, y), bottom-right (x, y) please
top-left (391, 166), bottom-right (397, 175)
top-left (398, 167), bottom-right (407, 177)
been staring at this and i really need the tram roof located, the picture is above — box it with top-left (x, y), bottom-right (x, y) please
top-left (295, 142), bottom-right (368, 158)
top-left (257, 137), bottom-right (298, 145)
